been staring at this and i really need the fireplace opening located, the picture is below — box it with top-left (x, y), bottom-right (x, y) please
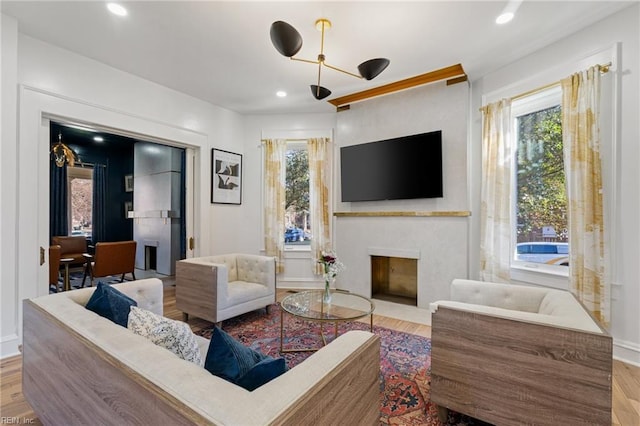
top-left (145, 245), bottom-right (157, 271)
top-left (371, 255), bottom-right (417, 306)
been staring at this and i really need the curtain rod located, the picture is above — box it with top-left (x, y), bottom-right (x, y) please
top-left (258, 137), bottom-right (333, 147)
top-left (260, 138), bottom-right (332, 143)
top-left (261, 138), bottom-right (308, 142)
top-left (480, 62), bottom-right (611, 112)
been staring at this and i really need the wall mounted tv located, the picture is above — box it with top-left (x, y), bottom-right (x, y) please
top-left (340, 130), bottom-right (443, 202)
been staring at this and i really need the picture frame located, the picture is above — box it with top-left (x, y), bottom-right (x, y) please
top-left (124, 174), bottom-right (134, 192)
top-left (211, 148), bottom-right (242, 205)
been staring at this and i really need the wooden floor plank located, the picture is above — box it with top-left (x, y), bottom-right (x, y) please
top-left (1, 281), bottom-right (637, 425)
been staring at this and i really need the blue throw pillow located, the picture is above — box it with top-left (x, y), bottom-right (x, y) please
top-left (85, 282), bottom-right (137, 327)
top-left (204, 327), bottom-right (287, 390)
top-left (236, 357), bottom-right (287, 391)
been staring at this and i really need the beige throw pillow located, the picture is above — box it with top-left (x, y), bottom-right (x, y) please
top-left (128, 306), bottom-right (202, 365)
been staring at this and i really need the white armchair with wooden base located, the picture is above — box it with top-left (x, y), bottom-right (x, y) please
top-left (430, 279), bottom-right (612, 426)
top-left (175, 254), bottom-right (276, 324)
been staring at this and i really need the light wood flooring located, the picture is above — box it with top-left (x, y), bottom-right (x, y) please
top-left (1, 282), bottom-right (638, 425)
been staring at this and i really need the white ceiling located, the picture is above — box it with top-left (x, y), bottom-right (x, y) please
top-left (1, 1), bottom-right (633, 115)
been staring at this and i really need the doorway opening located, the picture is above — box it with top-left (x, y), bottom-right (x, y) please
top-left (48, 121), bottom-right (191, 278)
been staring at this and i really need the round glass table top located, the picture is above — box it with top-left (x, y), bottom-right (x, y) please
top-left (280, 290), bottom-right (375, 322)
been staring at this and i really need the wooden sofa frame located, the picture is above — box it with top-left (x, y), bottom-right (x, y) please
top-left (23, 298), bottom-right (381, 425)
top-left (430, 305), bottom-right (612, 426)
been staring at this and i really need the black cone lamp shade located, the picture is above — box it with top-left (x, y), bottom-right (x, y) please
top-left (310, 85), bottom-right (331, 100)
top-left (270, 18), bottom-right (390, 100)
top-left (270, 21), bottom-right (303, 57)
top-left (358, 58), bottom-right (390, 80)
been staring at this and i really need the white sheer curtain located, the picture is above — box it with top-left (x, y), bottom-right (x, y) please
top-left (307, 137), bottom-right (332, 274)
top-left (561, 66), bottom-right (609, 325)
top-left (480, 99), bottom-right (513, 283)
top-left (263, 139), bottom-right (287, 273)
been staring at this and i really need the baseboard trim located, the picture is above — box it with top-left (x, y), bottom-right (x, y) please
top-left (0, 334), bottom-right (20, 359)
top-left (613, 338), bottom-right (640, 367)
top-left (277, 280), bottom-right (322, 289)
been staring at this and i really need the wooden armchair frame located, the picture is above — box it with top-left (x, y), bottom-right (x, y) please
top-left (431, 305), bottom-right (612, 425)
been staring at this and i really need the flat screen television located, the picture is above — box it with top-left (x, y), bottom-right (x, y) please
top-left (340, 130), bottom-right (443, 202)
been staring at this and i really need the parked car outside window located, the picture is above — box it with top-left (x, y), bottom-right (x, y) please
top-left (284, 227), bottom-right (304, 242)
top-left (515, 242), bottom-right (569, 266)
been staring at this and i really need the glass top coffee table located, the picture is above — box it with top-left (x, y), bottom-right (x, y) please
top-left (279, 289), bottom-right (375, 353)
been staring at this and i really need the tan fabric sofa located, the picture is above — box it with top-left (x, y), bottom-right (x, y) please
top-left (429, 279), bottom-right (612, 426)
top-left (176, 254), bottom-right (276, 323)
top-left (22, 279), bottom-right (381, 425)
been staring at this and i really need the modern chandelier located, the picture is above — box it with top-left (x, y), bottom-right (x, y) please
top-left (270, 18), bottom-right (390, 100)
top-left (51, 132), bottom-right (77, 167)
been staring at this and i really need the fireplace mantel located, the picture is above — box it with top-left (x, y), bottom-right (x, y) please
top-left (334, 211), bottom-right (471, 217)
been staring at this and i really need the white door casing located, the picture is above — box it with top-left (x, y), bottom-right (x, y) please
top-left (16, 85), bottom-right (207, 351)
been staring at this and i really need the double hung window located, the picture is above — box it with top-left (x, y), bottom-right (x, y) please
top-left (67, 166), bottom-right (93, 238)
top-left (285, 143), bottom-right (311, 247)
top-left (511, 87), bottom-right (568, 274)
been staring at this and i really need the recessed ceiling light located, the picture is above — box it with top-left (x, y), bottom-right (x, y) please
top-left (93, 136), bottom-right (104, 142)
top-left (496, 12), bottom-right (514, 24)
top-left (495, 0), bottom-right (521, 25)
top-left (107, 3), bottom-right (128, 17)
top-left (276, 91), bottom-right (287, 98)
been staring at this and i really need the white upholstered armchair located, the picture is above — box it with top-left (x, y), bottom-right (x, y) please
top-left (175, 254), bottom-right (276, 324)
top-left (429, 279), bottom-right (612, 425)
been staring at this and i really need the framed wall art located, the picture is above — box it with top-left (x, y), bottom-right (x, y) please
top-left (211, 148), bottom-right (242, 204)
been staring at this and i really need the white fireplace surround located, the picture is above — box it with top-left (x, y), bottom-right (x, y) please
top-left (367, 247), bottom-right (420, 260)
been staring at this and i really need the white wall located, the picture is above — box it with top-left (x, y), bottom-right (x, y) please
top-left (0, 25), bottom-right (246, 357)
top-left (334, 80), bottom-right (470, 308)
top-left (469, 4), bottom-right (640, 365)
top-left (1, 14), bottom-right (20, 356)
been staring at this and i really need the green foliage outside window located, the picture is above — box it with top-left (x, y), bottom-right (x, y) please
top-left (286, 149), bottom-right (309, 212)
top-left (285, 149), bottom-right (310, 238)
top-left (516, 105), bottom-right (568, 242)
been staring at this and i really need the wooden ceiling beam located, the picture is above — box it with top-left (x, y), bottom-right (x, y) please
top-left (327, 63), bottom-right (466, 108)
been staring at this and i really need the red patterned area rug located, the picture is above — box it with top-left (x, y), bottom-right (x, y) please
top-left (195, 303), bottom-right (489, 426)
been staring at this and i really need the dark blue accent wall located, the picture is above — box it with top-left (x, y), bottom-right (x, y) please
top-left (51, 122), bottom-right (134, 242)
top-left (51, 122), bottom-right (186, 255)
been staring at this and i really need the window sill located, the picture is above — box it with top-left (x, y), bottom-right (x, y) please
top-left (284, 245), bottom-right (311, 252)
top-left (510, 263), bottom-right (569, 290)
